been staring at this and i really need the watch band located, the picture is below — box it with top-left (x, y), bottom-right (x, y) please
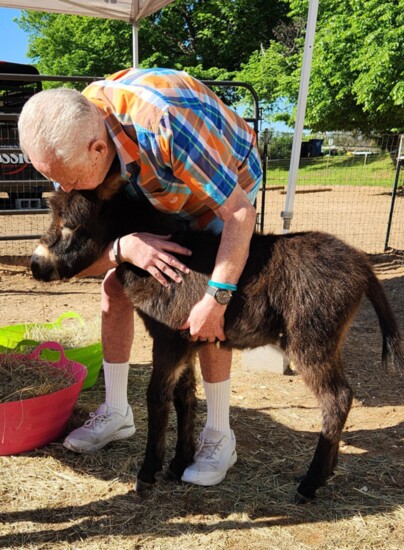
top-left (206, 286), bottom-right (218, 299)
top-left (208, 279), bottom-right (237, 291)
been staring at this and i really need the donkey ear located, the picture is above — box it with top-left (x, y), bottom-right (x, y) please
top-left (97, 167), bottom-right (127, 200)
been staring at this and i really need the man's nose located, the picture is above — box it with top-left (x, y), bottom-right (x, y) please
top-left (60, 183), bottom-right (73, 192)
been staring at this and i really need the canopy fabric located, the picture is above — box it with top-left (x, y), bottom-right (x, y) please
top-left (0, 1), bottom-right (175, 22)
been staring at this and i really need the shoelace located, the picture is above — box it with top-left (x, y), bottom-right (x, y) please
top-left (84, 411), bottom-right (108, 428)
top-left (194, 436), bottom-right (223, 461)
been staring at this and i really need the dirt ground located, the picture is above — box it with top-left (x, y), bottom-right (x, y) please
top-left (0, 250), bottom-right (403, 549)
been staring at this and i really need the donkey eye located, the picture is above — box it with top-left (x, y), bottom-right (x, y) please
top-left (61, 226), bottom-right (75, 238)
top-left (63, 222), bottom-right (79, 231)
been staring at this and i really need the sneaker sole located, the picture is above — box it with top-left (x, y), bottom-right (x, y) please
top-left (181, 450), bottom-right (237, 486)
top-left (63, 425), bottom-right (136, 454)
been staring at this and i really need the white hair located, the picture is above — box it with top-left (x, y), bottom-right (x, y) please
top-left (18, 88), bottom-right (104, 164)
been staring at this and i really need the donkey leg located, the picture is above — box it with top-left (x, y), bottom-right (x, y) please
top-left (167, 359), bottom-right (198, 480)
top-left (136, 368), bottom-right (174, 492)
top-left (136, 334), bottom-right (192, 492)
top-left (295, 361), bottom-right (353, 503)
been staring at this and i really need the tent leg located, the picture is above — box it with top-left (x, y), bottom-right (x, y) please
top-left (281, 0), bottom-right (319, 234)
top-left (132, 21), bottom-right (139, 68)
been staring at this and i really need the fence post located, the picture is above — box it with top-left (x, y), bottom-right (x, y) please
top-left (384, 134), bottom-right (403, 251)
top-left (259, 128), bottom-right (269, 232)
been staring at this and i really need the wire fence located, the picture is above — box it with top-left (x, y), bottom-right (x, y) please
top-left (257, 132), bottom-right (404, 257)
top-left (0, 68), bottom-right (403, 260)
top-left (1, 134), bottom-right (403, 259)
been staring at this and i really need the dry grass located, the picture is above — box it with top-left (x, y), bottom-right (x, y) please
top-left (0, 355), bottom-right (76, 403)
top-left (25, 317), bottom-right (101, 349)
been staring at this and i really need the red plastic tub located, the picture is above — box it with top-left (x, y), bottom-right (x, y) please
top-left (0, 342), bottom-right (87, 455)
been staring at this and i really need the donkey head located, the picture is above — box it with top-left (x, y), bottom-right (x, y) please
top-left (30, 189), bottom-right (112, 281)
top-left (30, 176), bottom-right (184, 282)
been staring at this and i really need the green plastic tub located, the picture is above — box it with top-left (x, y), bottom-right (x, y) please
top-left (0, 312), bottom-right (102, 390)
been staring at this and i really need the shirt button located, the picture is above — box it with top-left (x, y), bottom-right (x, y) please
top-left (170, 197), bottom-right (178, 203)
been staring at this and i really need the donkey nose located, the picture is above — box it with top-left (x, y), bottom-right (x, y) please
top-left (30, 252), bottom-right (58, 282)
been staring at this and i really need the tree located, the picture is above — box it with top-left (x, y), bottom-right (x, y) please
top-left (238, 0), bottom-right (404, 134)
top-left (17, 13), bottom-right (133, 79)
top-left (17, 1), bottom-right (288, 82)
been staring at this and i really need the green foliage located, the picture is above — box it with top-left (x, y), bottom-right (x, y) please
top-left (16, 0), bottom-right (288, 81)
top-left (141, 0), bottom-right (288, 72)
top-left (18, 13), bottom-right (132, 81)
top-left (237, 0), bottom-right (404, 134)
top-left (15, 0), bottom-right (403, 133)
top-left (264, 132), bottom-right (295, 160)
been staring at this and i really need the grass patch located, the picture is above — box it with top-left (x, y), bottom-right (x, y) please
top-left (267, 152), bottom-right (396, 188)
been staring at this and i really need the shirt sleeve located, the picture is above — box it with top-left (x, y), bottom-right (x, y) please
top-left (156, 105), bottom-right (239, 211)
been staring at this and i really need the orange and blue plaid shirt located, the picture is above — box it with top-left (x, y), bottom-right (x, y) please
top-left (83, 68), bottom-right (262, 229)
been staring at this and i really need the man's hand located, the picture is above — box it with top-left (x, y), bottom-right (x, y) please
top-left (119, 233), bottom-right (191, 286)
top-left (180, 293), bottom-right (227, 342)
top-left (75, 232), bottom-right (191, 281)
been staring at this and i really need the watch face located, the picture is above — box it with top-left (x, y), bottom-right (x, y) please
top-left (215, 289), bottom-right (232, 305)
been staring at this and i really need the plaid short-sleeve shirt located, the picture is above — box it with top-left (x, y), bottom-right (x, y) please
top-left (83, 68), bottom-right (262, 229)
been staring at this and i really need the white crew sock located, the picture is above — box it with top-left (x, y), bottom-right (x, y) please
top-left (103, 360), bottom-right (130, 415)
top-left (203, 378), bottom-right (231, 438)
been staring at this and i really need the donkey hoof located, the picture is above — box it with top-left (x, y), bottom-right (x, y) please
top-left (135, 478), bottom-right (155, 493)
top-left (164, 468), bottom-right (181, 482)
top-left (294, 491), bottom-right (314, 505)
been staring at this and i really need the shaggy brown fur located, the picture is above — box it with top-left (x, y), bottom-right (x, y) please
top-left (31, 187), bottom-right (403, 503)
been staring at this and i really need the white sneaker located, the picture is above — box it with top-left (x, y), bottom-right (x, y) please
top-left (181, 428), bottom-right (237, 486)
top-left (63, 403), bottom-right (136, 454)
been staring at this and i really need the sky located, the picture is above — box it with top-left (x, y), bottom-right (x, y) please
top-left (0, 8), bottom-right (30, 64)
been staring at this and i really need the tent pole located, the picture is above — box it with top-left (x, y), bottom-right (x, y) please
top-left (132, 21), bottom-right (139, 68)
top-left (281, 0), bottom-right (319, 233)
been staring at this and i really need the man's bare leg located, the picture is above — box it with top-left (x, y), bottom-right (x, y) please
top-left (101, 269), bottom-right (134, 413)
top-left (63, 269), bottom-right (136, 453)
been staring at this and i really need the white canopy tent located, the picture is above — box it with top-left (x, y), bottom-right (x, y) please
top-left (0, 0), bottom-right (320, 232)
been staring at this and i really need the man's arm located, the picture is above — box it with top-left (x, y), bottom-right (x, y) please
top-left (181, 184), bottom-right (256, 342)
top-left (210, 184), bottom-right (256, 286)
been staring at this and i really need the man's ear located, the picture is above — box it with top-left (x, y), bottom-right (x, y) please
top-left (88, 138), bottom-right (107, 153)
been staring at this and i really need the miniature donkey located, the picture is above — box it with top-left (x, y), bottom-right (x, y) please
top-left (30, 182), bottom-right (403, 503)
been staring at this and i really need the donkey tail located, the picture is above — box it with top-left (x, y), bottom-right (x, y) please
top-left (366, 269), bottom-right (404, 372)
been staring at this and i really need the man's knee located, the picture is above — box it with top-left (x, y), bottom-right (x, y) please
top-left (102, 269), bottom-right (127, 303)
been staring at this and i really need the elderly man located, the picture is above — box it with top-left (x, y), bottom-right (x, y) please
top-left (18, 68), bottom-right (262, 486)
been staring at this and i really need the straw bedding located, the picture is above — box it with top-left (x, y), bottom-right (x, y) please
top-left (0, 257), bottom-right (402, 549)
top-left (25, 317), bottom-right (101, 350)
top-left (0, 355), bottom-right (76, 403)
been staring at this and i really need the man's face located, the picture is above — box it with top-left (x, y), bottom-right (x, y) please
top-left (29, 139), bottom-right (113, 192)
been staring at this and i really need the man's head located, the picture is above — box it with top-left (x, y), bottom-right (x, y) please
top-left (18, 88), bottom-right (115, 191)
